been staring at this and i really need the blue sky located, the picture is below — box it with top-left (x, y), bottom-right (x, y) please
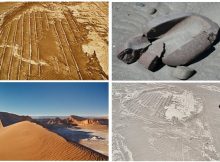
top-left (0, 82), bottom-right (108, 116)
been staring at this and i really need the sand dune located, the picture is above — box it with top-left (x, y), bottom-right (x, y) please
top-left (0, 121), bottom-right (108, 160)
top-left (35, 115), bottom-right (109, 156)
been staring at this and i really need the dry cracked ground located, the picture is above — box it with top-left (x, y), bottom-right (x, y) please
top-left (113, 83), bottom-right (220, 161)
top-left (0, 2), bottom-right (108, 80)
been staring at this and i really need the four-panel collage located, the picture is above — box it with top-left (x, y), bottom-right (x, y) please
top-left (0, 1), bottom-right (220, 161)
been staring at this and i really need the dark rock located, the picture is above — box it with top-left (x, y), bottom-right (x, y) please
top-left (150, 8), bottom-right (157, 15)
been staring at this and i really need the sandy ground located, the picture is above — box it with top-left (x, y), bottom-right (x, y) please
top-left (0, 2), bottom-right (108, 80)
top-left (50, 125), bottom-right (108, 156)
top-left (34, 115), bottom-right (109, 156)
top-left (112, 2), bottom-right (220, 80)
top-left (112, 83), bottom-right (220, 160)
top-left (0, 121), bottom-right (108, 160)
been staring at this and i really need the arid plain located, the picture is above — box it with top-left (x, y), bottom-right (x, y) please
top-left (0, 2), bottom-right (108, 80)
top-left (113, 83), bottom-right (220, 161)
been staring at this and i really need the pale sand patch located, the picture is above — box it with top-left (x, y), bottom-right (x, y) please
top-left (69, 3), bottom-right (108, 75)
top-left (164, 90), bottom-right (203, 121)
top-left (82, 29), bottom-right (108, 74)
top-left (0, 44), bottom-right (48, 65)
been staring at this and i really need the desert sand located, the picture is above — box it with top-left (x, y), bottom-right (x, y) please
top-left (0, 121), bottom-right (108, 160)
top-left (112, 83), bottom-right (220, 160)
top-left (0, 2), bottom-right (108, 80)
top-left (36, 115), bottom-right (109, 156)
top-left (112, 2), bottom-right (220, 80)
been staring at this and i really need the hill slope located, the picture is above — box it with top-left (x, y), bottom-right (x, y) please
top-left (0, 112), bottom-right (32, 126)
top-left (67, 115), bottom-right (108, 126)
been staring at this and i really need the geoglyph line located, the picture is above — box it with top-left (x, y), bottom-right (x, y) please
top-left (0, 3), bottom-right (108, 80)
top-left (0, 29), bottom-right (5, 40)
top-left (48, 14), bottom-right (70, 74)
top-left (66, 9), bottom-right (85, 42)
top-left (63, 12), bottom-right (78, 43)
top-left (0, 26), bottom-right (9, 56)
top-left (38, 12), bottom-right (43, 39)
top-left (7, 19), bottom-right (19, 80)
top-left (33, 12), bottom-right (41, 76)
top-left (92, 2), bottom-right (107, 16)
top-left (28, 12), bottom-right (32, 77)
top-left (66, 9), bottom-right (80, 32)
top-left (59, 20), bottom-right (83, 80)
top-left (0, 23), bottom-right (12, 73)
top-left (34, 12), bottom-right (38, 39)
top-left (17, 14), bottom-right (24, 80)
top-left (43, 12), bottom-right (49, 30)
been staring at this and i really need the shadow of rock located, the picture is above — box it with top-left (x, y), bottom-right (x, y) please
top-left (188, 46), bottom-right (216, 65)
top-left (187, 29), bottom-right (220, 65)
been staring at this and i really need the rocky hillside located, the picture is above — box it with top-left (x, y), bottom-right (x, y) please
top-left (67, 115), bottom-right (108, 126)
top-left (0, 112), bottom-right (32, 127)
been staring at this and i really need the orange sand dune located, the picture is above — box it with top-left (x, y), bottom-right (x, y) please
top-left (0, 121), bottom-right (108, 160)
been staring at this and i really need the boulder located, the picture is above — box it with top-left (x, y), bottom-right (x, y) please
top-left (173, 66), bottom-right (196, 80)
top-left (145, 12), bottom-right (219, 66)
top-left (138, 42), bottom-right (165, 71)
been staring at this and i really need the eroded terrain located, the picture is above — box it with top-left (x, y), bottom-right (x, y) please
top-left (0, 2), bottom-right (108, 80)
top-left (113, 83), bottom-right (220, 160)
top-left (35, 115), bottom-right (109, 156)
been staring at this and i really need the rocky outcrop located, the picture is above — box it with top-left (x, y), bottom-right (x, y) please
top-left (67, 115), bottom-right (85, 126)
top-left (67, 115), bottom-right (108, 126)
top-left (46, 117), bottom-right (66, 125)
top-left (35, 115), bottom-right (108, 127)
top-left (0, 112), bottom-right (32, 127)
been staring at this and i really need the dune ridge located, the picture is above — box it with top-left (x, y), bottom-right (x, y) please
top-left (0, 121), bottom-right (108, 160)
